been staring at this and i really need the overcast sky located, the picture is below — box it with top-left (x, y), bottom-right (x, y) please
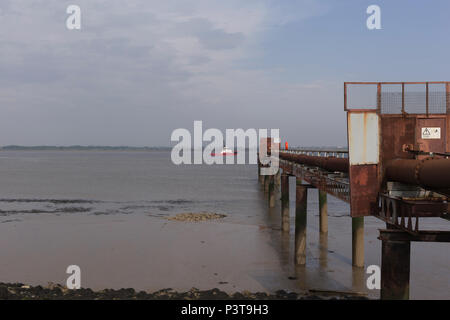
top-left (0, 0), bottom-right (449, 147)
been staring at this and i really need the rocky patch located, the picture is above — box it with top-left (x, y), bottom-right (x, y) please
top-left (167, 212), bottom-right (227, 222)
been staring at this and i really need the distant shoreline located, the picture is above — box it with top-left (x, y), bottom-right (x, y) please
top-left (0, 145), bottom-right (347, 152)
top-left (0, 146), bottom-right (171, 151)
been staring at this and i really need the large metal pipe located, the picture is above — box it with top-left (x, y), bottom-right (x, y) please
top-left (280, 152), bottom-right (349, 173)
top-left (385, 158), bottom-right (450, 189)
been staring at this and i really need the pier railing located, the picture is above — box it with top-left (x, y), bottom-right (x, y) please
top-left (344, 81), bottom-right (450, 116)
top-left (283, 148), bottom-right (348, 158)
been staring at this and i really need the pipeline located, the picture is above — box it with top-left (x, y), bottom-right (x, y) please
top-left (280, 152), bottom-right (349, 173)
top-left (385, 158), bottom-right (450, 189)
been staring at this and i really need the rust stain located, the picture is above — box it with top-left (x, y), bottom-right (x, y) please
top-left (350, 165), bottom-right (378, 217)
top-left (347, 113), bottom-right (353, 157)
top-left (354, 167), bottom-right (369, 185)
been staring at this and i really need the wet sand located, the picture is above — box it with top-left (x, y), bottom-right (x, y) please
top-left (0, 187), bottom-right (449, 300)
top-left (0, 213), bottom-right (304, 294)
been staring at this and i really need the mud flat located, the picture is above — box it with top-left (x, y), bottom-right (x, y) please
top-left (1, 211), bottom-right (449, 299)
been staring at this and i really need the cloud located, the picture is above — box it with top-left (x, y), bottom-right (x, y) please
top-left (174, 18), bottom-right (245, 50)
top-left (0, 0), bottom-right (333, 146)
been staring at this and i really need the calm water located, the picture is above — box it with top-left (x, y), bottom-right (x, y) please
top-left (0, 150), bottom-right (448, 299)
top-left (0, 150), bottom-right (350, 222)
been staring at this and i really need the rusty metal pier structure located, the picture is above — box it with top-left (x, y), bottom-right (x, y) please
top-left (258, 82), bottom-right (450, 300)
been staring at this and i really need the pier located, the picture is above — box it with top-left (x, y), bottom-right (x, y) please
top-left (258, 82), bottom-right (450, 300)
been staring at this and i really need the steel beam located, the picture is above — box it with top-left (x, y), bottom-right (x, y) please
top-left (352, 217), bottom-right (364, 268)
top-left (281, 174), bottom-right (290, 233)
top-left (319, 190), bottom-right (328, 234)
top-left (379, 229), bottom-right (450, 242)
top-left (295, 184), bottom-right (308, 265)
top-left (264, 175), bottom-right (269, 193)
top-left (380, 237), bottom-right (411, 300)
top-left (268, 175), bottom-right (275, 208)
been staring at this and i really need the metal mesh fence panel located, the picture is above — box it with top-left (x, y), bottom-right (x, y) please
top-left (345, 82), bottom-right (448, 114)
